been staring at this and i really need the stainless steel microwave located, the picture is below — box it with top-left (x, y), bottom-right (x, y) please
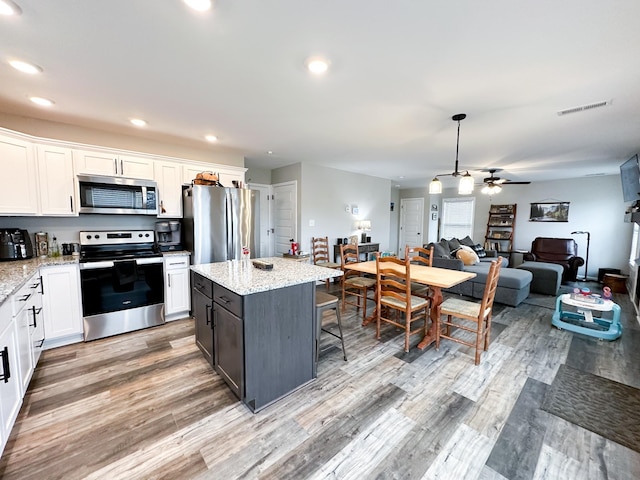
top-left (77, 174), bottom-right (158, 215)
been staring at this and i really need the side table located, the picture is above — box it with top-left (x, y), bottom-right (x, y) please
top-left (551, 293), bottom-right (622, 341)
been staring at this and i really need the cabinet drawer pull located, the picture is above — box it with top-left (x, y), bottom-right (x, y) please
top-left (205, 304), bottom-right (212, 326)
top-left (219, 296), bottom-right (231, 304)
top-left (19, 293), bottom-right (31, 302)
top-left (0, 346), bottom-right (10, 383)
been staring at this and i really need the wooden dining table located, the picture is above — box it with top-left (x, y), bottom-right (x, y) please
top-left (343, 260), bottom-right (476, 350)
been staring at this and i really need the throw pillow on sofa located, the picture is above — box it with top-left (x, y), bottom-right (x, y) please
top-left (472, 243), bottom-right (487, 258)
top-left (456, 245), bottom-right (480, 265)
top-left (430, 241), bottom-right (452, 258)
top-left (443, 237), bottom-right (462, 253)
top-left (459, 235), bottom-right (475, 247)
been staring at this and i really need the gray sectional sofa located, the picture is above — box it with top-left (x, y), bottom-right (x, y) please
top-left (427, 237), bottom-right (533, 307)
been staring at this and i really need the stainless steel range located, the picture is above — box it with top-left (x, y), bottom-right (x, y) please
top-left (79, 230), bottom-right (164, 341)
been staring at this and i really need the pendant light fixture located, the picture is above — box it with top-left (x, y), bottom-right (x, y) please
top-left (429, 113), bottom-right (474, 195)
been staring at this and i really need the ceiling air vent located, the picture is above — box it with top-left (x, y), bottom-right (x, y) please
top-left (557, 100), bottom-right (610, 116)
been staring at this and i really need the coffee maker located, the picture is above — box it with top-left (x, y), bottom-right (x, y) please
top-left (0, 229), bottom-right (34, 260)
top-left (155, 221), bottom-right (182, 252)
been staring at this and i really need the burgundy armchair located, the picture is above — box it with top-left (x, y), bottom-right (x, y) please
top-left (523, 237), bottom-right (585, 282)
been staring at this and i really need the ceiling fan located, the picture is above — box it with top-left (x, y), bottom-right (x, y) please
top-left (480, 168), bottom-right (531, 194)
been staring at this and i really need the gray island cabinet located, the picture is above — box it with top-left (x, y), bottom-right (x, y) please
top-left (191, 257), bottom-right (342, 412)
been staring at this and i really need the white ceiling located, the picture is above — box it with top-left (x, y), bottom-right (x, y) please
top-left (1, 0), bottom-right (639, 188)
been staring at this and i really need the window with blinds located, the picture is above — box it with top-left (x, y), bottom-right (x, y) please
top-left (441, 197), bottom-right (475, 240)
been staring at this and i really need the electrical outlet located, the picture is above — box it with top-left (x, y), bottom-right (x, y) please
top-left (309, 219), bottom-right (315, 226)
top-left (345, 205), bottom-right (351, 213)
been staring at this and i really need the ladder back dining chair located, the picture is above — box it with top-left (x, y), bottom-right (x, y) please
top-left (405, 245), bottom-right (433, 301)
top-left (375, 253), bottom-right (429, 352)
top-left (435, 256), bottom-right (503, 365)
top-left (340, 243), bottom-right (376, 325)
top-left (312, 236), bottom-right (341, 290)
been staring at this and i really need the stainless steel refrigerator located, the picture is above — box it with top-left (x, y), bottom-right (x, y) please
top-left (182, 185), bottom-right (260, 265)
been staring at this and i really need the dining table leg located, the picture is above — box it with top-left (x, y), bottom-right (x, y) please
top-left (417, 286), bottom-right (442, 350)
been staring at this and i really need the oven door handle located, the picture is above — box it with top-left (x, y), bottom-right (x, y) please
top-left (80, 257), bottom-right (163, 270)
top-left (135, 257), bottom-right (163, 266)
top-left (80, 261), bottom-right (115, 270)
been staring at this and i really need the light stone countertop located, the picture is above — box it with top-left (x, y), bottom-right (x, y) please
top-left (162, 250), bottom-right (191, 257)
top-left (0, 255), bottom-right (80, 306)
top-left (191, 257), bottom-right (343, 296)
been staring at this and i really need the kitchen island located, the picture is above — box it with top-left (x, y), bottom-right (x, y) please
top-left (191, 257), bottom-right (343, 412)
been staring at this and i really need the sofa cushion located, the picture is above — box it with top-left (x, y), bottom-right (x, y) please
top-left (459, 235), bottom-right (475, 247)
top-left (464, 264), bottom-right (532, 289)
top-left (457, 245), bottom-right (479, 265)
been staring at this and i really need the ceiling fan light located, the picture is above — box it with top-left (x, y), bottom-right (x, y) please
top-left (429, 177), bottom-right (442, 194)
top-left (482, 184), bottom-right (502, 195)
top-left (458, 173), bottom-right (474, 195)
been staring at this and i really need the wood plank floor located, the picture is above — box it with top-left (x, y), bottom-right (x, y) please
top-left (2, 283), bottom-right (640, 479)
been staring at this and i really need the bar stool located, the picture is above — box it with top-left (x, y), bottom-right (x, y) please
top-left (316, 291), bottom-right (347, 361)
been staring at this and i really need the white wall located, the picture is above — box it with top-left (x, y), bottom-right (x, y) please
top-left (401, 174), bottom-right (632, 279)
top-left (299, 164), bottom-right (392, 258)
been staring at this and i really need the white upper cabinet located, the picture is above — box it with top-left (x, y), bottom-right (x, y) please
top-left (182, 162), bottom-right (245, 188)
top-left (154, 161), bottom-right (183, 218)
top-left (73, 150), bottom-right (155, 180)
top-left (36, 144), bottom-right (78, 216)
top-left (0, 135), bottom-right (38, 215)
top-left (119, 154), bottom-right (155, 180)
top-left (182, 163), bottom-right (205, 185)
top-left (218, 167), bottom-right (245, 188)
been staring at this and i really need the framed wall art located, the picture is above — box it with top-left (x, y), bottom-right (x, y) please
top-left (529, 202), bottom-right (570, 222)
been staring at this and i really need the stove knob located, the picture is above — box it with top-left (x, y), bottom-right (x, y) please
top-left (139, 233), bottom-right (143, 237)
top-left (145, 233), bottom-right (150, 237)
top-left (95, 234), bottom-right (100, 239)
top-left (86, 235), bottom-right (92, 240)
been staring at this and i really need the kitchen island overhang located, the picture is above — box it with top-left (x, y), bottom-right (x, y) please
top-left (191, 257), bottom-right (343, 412)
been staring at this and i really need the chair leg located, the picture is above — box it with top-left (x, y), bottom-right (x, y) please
top-left (404, 314), bottom-right (410, 353)
top-left (335, 304), bottom-right (347, 361)
top-left (484, 315), bottom-right (492, 352)
top-left (435, 306), bottom-right (441, 350)
top-left (475, 321), bottom-right (482, 365)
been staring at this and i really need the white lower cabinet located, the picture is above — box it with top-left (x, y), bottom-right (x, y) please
top-left (0, 302), bottom-right (22, 457)
top-left (11, 272), bottom-right (44, 396)
top-left (41, 264), bottom-right (83, 348)
top-left (164, 255), bottom-right (191, 320)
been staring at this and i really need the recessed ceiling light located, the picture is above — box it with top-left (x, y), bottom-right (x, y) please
top-left (184, 0), bottom-right (211, 12)
top-left (306, 57), bottom-right (329, 75)
top-left (267, 151), bottom-right (273, 155)
top-left (9, 60), bottom-right (43, 75)
top-left (30, 96), bottom-right (54, 107)
top-left (0, 1), bottom-right (22, 15)
top-left (205, 134), bottom-right (218, 142)
top-left (130, 118), bottom-right (147, 127)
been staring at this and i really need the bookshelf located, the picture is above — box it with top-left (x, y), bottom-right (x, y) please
top-left (485, 204), bottom-right (516, 253)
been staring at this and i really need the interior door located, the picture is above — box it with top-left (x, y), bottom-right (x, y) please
top-left (273, 181), bottom-right (297, 255)
top-left (247, 183), bottom-right (274, 257)
top-left (399, 198), bottom-right (424, 258)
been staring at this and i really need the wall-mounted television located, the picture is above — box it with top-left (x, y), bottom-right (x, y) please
top-left (620, 154), bottom-right (640, 203)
